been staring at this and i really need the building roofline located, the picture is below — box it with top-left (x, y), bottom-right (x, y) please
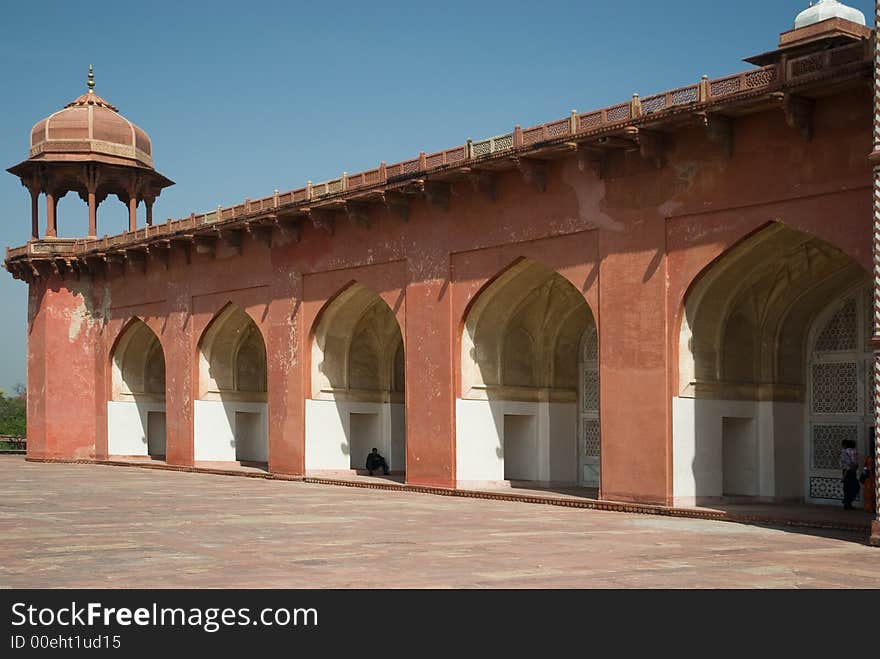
top-left (4, 38), bottom-right (873, 280)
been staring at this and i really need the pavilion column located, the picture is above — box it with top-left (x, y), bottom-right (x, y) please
top-left (81, 163), bottom-right (101, 239)
top-left (871, 0), bottom-right (880, 548)
top-left (45, 191), bottom-right (57, 238)
top-left (26, 183), bottom-right (40, 240)
top-left (31, 191), bottom-right (39, 239)
top-left (88, 192), bottom-right (97, 238)
top-left (144, 196), bottom-right (155, 226)
top-left (128, 197), bottom-right (137, 232)
top-left (124, 172), bottom-right (143, 233)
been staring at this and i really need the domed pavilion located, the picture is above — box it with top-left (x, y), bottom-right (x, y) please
top-left (7, 66), bottom-right (173, 239)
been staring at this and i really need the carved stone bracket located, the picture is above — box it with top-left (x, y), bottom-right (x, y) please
top-left (85, 254), bottom-right (106, 277)
top-left (170, 236), bottom-right (193, 265)
top-left (344, 202), bottom-right (372, 229)
top-left (275, 216), bottom-right (301, 243)
top-left (21, 172), bottom-right (43, 196)
top-left (122, 248), bottom-right (148, 274)
top-left (81, 163), bottom-right (101, 192)
top-left (636, 130), bottom-right (666, 169)
top-left (246, 222), bottom-right (274, 248)
top-left (307, 208), bottom-right (336, 235)
top-left (465, 169), bottom-right (496, 201)
top-left (424, 181), bottom-right (451, 212)
top-left (515, 158), bottom-right (547, 192)
top-left (153, 241), bottom-right (172, 269)
top-left (216, 227), bottom-right (243, 255)
top-left (577, 146), bottom-right (606, 179)
top-left (695, 112), bottom-right (734, 158)
top-left (384, 191), bottom-right (412, 222)
top-left (772, 92), bottom-right (814, 141)
top-left (103, 252), bottom-right (126, 276)
top-left (50, 258), bottom-right (68, 277)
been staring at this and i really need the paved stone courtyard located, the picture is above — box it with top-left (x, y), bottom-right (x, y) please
top-left (1, 456), bottom-right (879, 588)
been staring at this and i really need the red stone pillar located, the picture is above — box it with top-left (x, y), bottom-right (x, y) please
top-left (82, 164), bottom-right (101, 239)
top-left (45, 191), bottom-right (58, 238)
top-left (88, 191), bottom-right (97, 238)
top-left (28, 186), bottom-right (40, 240)
top-left (164, 250), bottom-right (194, 467)
top-left (25, 281), bottom-right (48, 458)
top-left (266, 262), bottom-right (305, 476)
top-left (128, 197), bottom-right (137, 232)
top-left (145, 198), bottom-right (154, 226)
top-left (599, 210), bottom-right (669, 505)
top-left (27, 277), bottom-right (100, 460)
top-left (403, 218), bottom-right (455, 489)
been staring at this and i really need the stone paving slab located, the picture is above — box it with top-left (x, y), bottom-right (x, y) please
top-left (1, 456), bottom-right (878, 589)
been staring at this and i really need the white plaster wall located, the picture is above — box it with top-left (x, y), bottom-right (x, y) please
top-left (107, 401), bottom-right (166, 456)
top-left (455, 399), bottom-right (578, 485)
top-left (193, 400), bottom-right (268, 462)
top-left (672, 397), bottom-right (799, 504)
top-left (305, 400), bottom-right (404, 472)
top-left (773, 402), bottom-right (805, 499)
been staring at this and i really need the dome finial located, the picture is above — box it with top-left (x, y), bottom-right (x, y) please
top-left (87, 64), bottom-right (94, 93)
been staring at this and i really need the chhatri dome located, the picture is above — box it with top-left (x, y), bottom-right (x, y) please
top-left (794, 0), bottom-right (866, 30)
top-left (26, 65), bottom-right (154, 169)
top-left (7, 66), bottom-right (173, 240)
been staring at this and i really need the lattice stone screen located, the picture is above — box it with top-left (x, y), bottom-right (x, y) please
top-left (815, 298), bottom-right (858, 352)
top-left (811, 362), bottom-right (859, 415)
top-left (811, 424), bottom-right (859, 470)
top-left (581, 328), bottom-right (599, 458)
top-left (582, 369), bottom-right (599, 413)
top-left (810, 477), bottom-right (845, 501)
top-left (583, 418), bottom-right (600, 458)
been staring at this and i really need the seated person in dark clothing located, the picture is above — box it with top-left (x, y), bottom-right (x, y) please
top-left (365, 448), bottom-right (389, 476)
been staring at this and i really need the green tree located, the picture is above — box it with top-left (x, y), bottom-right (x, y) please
top-left (0, 385), bottom-right (26, 436)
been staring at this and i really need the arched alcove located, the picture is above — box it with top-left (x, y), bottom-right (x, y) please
top-left (306, 282), bottom-right (406, 475)
top-left (194, 304), bottom-right (268, 465)
top-left (674, 222), bottom-right (869, 505)
top-left (107, 318), bottom-right (166, 458)
top-left (457, 259), bottom-right (598, 488)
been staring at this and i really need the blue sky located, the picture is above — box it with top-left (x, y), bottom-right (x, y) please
top-left (0, 0), bottom-right (874, 392)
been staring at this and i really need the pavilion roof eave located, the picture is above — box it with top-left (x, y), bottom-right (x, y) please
top-left (6, 159), bottom-right (175, 190)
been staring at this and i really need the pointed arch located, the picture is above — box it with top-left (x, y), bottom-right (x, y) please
top-left (673, 221), bottom-right (870, 506)
top-left (311, 281), bottom-right (404, 402)
top-left (456, 257), bottom-right (598, 488)
top-left (460, 257), bottom-right (596, 401)
top-left (198, 302), bottom-right (267, 401)
top-left (678, 222), bottom-right (868, 401)
top-left (193, 303), bottom-right (268, 464)
top-left (108, 317), bottom-right (166, 458)
top-left (111, 317), bottom-right (165, 401)
top-left (306, 281), bottom-right (406, 474)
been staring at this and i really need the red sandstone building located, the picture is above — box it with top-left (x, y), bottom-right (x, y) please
top-left (5, 1), bottom-right (880, 544)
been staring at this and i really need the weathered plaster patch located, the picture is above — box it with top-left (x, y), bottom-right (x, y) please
top-left (64, 281), bottom-right (108, 341)
top-left (561, 158), bottom-right (622, 232)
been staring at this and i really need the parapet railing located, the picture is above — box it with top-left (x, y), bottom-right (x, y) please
top-left (4, 41), bottom-right (869, 262)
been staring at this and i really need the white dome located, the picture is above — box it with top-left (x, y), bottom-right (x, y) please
top-left (794, 0), bottom-right (866, 29)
